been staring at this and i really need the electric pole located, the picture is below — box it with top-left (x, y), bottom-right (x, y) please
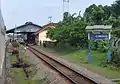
top-left (63, 0), bottom-right (69, 19)
top-left (48, 16), bottom-right (52, 23)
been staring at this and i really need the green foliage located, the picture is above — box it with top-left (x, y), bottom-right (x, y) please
top-left (84, 4), bottom-right (111, 25)
top-left (111, 0), bottom-right (120, 17)
top-left (47, 0), bottom-right (120, 49)
top-left (83, 2), bottom-right (120, 28)
top-left (112, 27), bottom-right (120, 38)
top-left (111, 47), bottom-right (120, 67)
top-left (97, 40), bottom-right (108, 52)
top-left (12, 41), bottom-right (19, 48)
top-left (47, 0), bottom-right (120, 66)
top-left (111, 28), bottom-right (120, 67)
top-left (90, 40), bottom-right (98, 50)
top-left (90, 40), bottom-right (108, 52)
top-left (47, 12), bottom-right (87, 48)
top-left (83, 1), bottom-right (120, 66)
top-left (26, 65), bottom-right (37, 78)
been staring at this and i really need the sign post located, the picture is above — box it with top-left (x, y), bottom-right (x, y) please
top-left (87, 33), bottom-right (92, 62)
top-left (86, 25), bottom-right (112, 63)
top-left (107, 33), bottom-right (111, 62)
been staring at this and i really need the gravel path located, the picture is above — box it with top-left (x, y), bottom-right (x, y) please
top-left (26, 49), bottom-right (71, 84)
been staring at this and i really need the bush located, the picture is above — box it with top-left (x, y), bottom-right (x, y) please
top-left (90, 40), bottom-right (108, 52)
top-left (12, 41), bottom-right (19, 48)
top-left (26, 65), bottom-right (37, 78)
top-left (97, 40), bottom-right (108, 52)
top-left (90, 40), bottom-right (98, 50)
top-left (47, 12), bottom-right (88, 48)
top-left (111, 47), bottom-right (120, 67)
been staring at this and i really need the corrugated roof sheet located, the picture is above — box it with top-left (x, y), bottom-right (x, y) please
top-left (86, 25), bottom-right (112, 30)
top-left (6, 22), bottom-right (42, 33)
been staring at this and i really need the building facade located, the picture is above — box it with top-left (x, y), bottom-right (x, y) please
top-left (6, 22), bottom-right (42, 44)
top-left (35, 23), bottom-right (57, 45)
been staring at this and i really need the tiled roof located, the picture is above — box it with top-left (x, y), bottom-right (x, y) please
top-left (42, 23), bottom-right (58, 28)
top-left (34, 23), bottom-right (58, 35)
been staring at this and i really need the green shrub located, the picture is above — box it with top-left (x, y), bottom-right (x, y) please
top-left (12, 41), bottom-right (19, 48)
top-left (90, 40), bottom-right (98, 50)
top-left (26, 65), bottom-right (37, 78)
top-left (90, 40), bottom-right (108, 52)
top-left (111, 47), bottom-right (120, 67)
top-left (97, 40), bottom-right (108, 52)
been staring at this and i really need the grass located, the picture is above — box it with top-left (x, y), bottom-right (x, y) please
top-left (8, 54), bottom-right (30, 84)
top-left (8, 46), bottom-right (43, 84)
top-left (46, 44), bottom-right (120, 79)
top-left (11, 68), bottom-right (29, 84)
top-left (10, 68), bottom-right (41, 84)
top-left (9, 54), bottom-right (18, 64)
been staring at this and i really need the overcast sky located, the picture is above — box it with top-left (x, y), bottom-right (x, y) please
top-left (1, 0), bottom-right (114, 29)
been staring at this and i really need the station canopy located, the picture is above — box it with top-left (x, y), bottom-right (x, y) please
top-left (6, 22), bottom-right (42, 33)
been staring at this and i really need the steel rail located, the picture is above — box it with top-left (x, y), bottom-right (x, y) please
top-left (27, 45), bottom-right (98, 84)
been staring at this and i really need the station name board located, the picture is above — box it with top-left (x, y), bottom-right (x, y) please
top-left (89, 34), bottom-right (109, 40)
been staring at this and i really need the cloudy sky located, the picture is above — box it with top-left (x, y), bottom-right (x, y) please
top-left (1, 0), bottom-right (114, 29)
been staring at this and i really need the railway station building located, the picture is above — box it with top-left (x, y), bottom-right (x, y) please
top-left (34, 22), bottom-right (58, 45)
top-left (6, 22), bottom-right (42, 44)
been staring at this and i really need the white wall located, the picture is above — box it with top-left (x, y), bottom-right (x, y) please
top-left (37, 26), bottom-right (56, 45)
top-left (38, 30), bottom-right (52, 45)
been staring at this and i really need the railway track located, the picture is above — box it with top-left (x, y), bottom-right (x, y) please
top-left (27, 45), bottom-right (98, 84)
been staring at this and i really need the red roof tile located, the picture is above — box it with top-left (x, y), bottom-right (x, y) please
top-left (34, 23), bottom-right (58, 35)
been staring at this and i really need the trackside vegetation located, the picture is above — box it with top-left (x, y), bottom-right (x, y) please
top-left (47, 0), bottom-right (120, 68)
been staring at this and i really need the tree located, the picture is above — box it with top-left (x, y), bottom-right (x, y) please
top-left (111, 47), bottom-right (120, 67)
top-left (84, 4), bottom-right (112, 25)
top-left (47, 12), bottom-right (87, 48)
top-left (111, 0), bottom-right (120, 17)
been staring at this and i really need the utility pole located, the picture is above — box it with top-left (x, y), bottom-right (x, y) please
top-left (48, 16), bottom-right (52, 23)
top-left (63, 0), bottom-right (70, 19)
top-left (13, 24), bottom-right (17, 41)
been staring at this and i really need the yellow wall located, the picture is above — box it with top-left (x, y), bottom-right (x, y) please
top-left (38, 26), bottom-right (55, 45)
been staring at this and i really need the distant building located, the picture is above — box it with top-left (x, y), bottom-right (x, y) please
top-left (6, 22), bottom-right (42, 44)
top-left (34, 23), bottom-right (58, 45)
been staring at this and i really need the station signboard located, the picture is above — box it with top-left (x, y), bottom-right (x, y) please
top-left (89, 34), bottom-right (109, 40)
